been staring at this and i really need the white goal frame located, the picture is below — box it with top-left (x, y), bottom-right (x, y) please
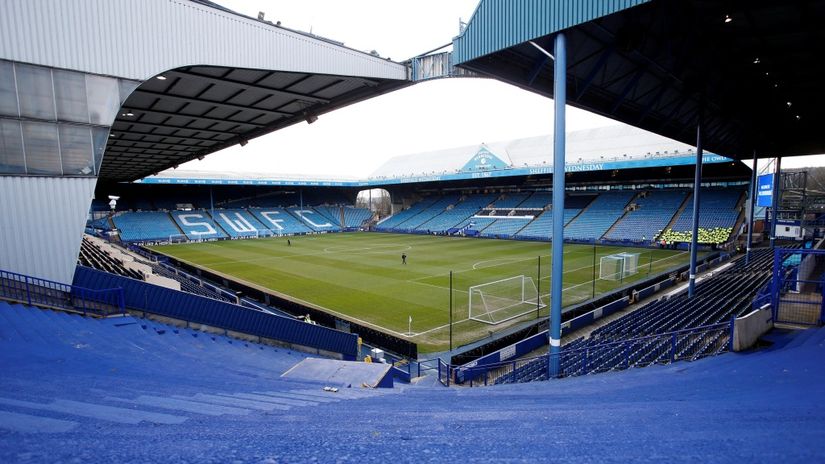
top-left (599, 252), bottom-right (640, 281)
top-left (168, 234), bottom-right (188, 244)
top-left (468, 275), bottom-right (545, 325)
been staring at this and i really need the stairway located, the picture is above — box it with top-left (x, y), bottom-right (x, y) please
top-left (659, 192), bottom-right (693, 237)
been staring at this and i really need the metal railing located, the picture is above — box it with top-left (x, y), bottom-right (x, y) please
top-left (437, 323), bottom-right (731, 387)
top-left (0, 269), bottom-right (125, 317)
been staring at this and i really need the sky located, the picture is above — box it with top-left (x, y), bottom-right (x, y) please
top-left (175, 0), bottom-right (823, 179)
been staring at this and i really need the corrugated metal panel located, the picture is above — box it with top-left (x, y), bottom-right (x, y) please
top-left (453, 0), bottom-right (650, 65)
top-left (0, 0), bottom-right (407, 81)
top-left (0, 176), bottom-right (95, 284)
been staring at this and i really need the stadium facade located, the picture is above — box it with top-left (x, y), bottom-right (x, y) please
top-left (0, 0), bottom-right (408, 284)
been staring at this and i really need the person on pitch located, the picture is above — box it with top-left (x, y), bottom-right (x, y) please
top-left (401, 253), bottom-right (407, 265)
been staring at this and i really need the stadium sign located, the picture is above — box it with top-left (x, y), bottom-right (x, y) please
top-left (460, 146), bottom-right (512, 172)
top-left (757, 174), bottom-right (774, 207)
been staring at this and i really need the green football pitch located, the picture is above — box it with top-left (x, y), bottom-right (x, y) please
top-left (150, 233), bottom-right (696, 353)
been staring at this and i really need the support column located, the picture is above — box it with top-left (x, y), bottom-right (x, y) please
top-left (746, 150), bottom-right (757, 264)
top-left (209, 186), bottom-right (214, 219)
top-left (688, 117), bottom-right (703, 298)
top-left (770, 157), bottom-right (782, 248)
top-left (549, 32), bottom-right (566, 378)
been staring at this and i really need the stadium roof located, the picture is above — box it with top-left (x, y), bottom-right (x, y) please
top-left (105, 64), bottom-right (408, 182)
top-left (368, 125), bottom-right (728, 180)
top-left (452, 0), bottom-right (825, 159)
top-left (138, 125), bottom-right (735, 187)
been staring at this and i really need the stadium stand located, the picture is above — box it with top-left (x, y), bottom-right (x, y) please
top-left (170, 210), bottom-right (228, 240)
top-left (660, 188), bottom-right (744, 244)
top-left (209, 209), bottom-right (271, 238)
top-left (288, 207), bottom-right (338, 232)
top-left (515, 204), bottom-right (584, 240)
top-left (146, 262), bottom-right (236, 303)
top-left (480, 217), bottom-right (533, 237)
top-left (375, 196), bottom-right (440, 230)
top-left (249, 207), bottom-right (313, 235)
top-left (564, 190), bottom-right (636, 241)
top-left (495, 251), bottom-right (772, 384)
top-left (416, 193), bottom-right (498, 233)
top-left (312, 205), bottom-right (344, 228)
top-left (517, 191), bottom-right (553, 209)
top-left (342, 206), bottom-right (372, 228)
top-left (112, 212), bottom-right (182, 242)
top-left (1, 300), bottom-right (823, 461)
top-left (492, 192), bottom-right (530, 208)
top-left (78, 237), bottom-right (143, 280)
top-left (395, 194), bottom-right (461, 231)
top-left (603, 190), bottom-right (687, 242)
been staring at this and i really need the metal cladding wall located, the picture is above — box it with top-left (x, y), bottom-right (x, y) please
top-left (0, 176), bottom-right (95, 284)
top-left (73, 266), bottom-right (359, 359)
top-left (452, 0), bottom-right (649, 65)
top-left (0, 0), bottom-right (408, 81)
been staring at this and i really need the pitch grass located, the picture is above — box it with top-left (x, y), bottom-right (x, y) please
top-left (150, 233), bottom-right (698, 353)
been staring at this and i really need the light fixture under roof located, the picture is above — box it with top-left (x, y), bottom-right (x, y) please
top-left (724, 14), bottom-right (732, 23)
top-left (786, 101), bottom-right (792, 108)
top-left (753, 57), bottom-right (761, 64)
top-left (156, 75), bottom-right (167, 80)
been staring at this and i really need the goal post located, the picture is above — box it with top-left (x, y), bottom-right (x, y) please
top-left (599, 252), bottom-right (640, 281)
top-left (468, 275), bottom-right (546, 325)
top-left (168, 234), bottom-right (188, 244)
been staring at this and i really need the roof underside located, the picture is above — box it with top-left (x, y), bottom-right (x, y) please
top-left (101, 66), bottom-right (409, 182)
top-left (454, 0), bottom-right (825, 160)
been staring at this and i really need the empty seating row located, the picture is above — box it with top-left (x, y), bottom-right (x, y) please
top-left (604, 190), bottom-right (687, 242)
top-left (78, 237), bottom-right (143, 280)
top-left (564, 191), bottom-right (636, 241)
top-left (496, 248), bottom-right (776, 384)
top-left (113, 205), bottom-right (371, 242)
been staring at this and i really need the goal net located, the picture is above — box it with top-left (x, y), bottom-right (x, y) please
top-left (599, 252), bottom-right (640, 281)
top-left (469, 275), bottom-right (545, 325)
top-left (168, 234), bottom-right (188, 244)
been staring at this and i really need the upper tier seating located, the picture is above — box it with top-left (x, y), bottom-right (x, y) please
top-left (113, 212), bottom-right (182, 242)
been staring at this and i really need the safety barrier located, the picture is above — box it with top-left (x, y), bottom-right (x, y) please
top-left (0, 269), bottom-right (124, 317)
top-left (440, 323), bottom-right (731, 387)
top-left (771, 248), bottom-right (825, 326)
top-left (73, 266), bottom-right (359, 360)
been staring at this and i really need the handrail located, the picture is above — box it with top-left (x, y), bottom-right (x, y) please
top-left (0, 268), bottom-right (125, 317)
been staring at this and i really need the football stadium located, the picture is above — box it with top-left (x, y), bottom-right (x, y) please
top-left (2, 1), bottom-right (825, 462)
